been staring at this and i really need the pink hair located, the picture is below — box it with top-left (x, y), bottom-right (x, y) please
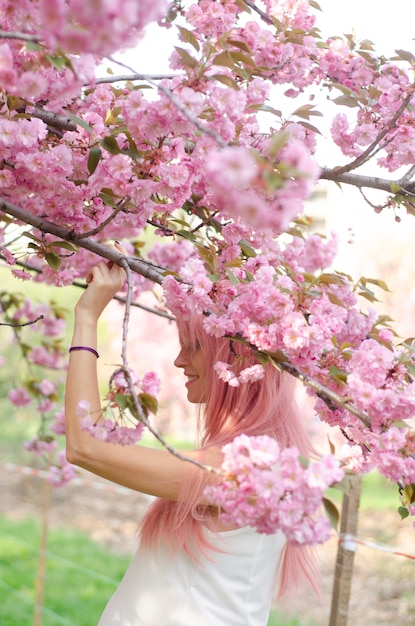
top-left (139, 315), bottom-right (319, 596)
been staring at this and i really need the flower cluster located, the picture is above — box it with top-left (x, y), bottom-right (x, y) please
top-left (79, 367), bottom-right (160, 445)
top-left (204, 434), bottom-right (344, 543)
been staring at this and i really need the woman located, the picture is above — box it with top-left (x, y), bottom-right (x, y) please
top-left (65, 246), bottom-right (317, 626)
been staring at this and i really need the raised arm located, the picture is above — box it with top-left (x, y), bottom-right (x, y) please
top-left (64, 247), bottom-right (216, 500)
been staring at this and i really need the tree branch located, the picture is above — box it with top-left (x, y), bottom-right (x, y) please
top-left (331, 87), bottom-right (415, 175)
top-left (320, 168), bottom-right (415, 196)
top-left (0, 252), bottom-right (175, 320)
top-left (0, 197), bottom-right (167, 284)
top-left (0, 30), bottom-right (40, 43)
top-left (271, 357), bottom-right (372, 428)
top-left (106, 56), bottom-right (227, 147)
top-left (75, 197), bottom-right (131, 239)
top-left (243, 1), bottom-right (273, 25)
top-left (0, 314), bottom-right (44, 328)
top-left (95, 73), bottom-right (178, 84)
top-left (21, 106), bottom-right (77, 132)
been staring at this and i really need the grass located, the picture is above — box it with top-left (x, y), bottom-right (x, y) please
top-left (0, 516), bottom-right (130, 626)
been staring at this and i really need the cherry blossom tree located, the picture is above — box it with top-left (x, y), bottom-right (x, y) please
top-left (1, 0), bottom-right (415, 544)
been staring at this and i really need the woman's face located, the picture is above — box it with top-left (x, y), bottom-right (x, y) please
top-left (174, 340), bottom-right (208, 403)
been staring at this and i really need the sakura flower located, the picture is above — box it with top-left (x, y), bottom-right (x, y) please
top-left (8, 387), bottom-right (32, 407)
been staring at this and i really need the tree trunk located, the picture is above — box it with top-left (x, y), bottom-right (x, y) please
top-left (329, 474), bottom-right (362, 626)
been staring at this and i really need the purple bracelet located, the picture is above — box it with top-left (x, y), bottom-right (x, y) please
top-left (69, 346), bottom-right (99, 359)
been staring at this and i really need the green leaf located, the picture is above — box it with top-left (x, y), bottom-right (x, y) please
top-left (87, 147), bottom-right (102, 175)
top-left (44, 251), bottom-right (61, 271)
top-left (212, 51), bottom-right (235, 69)
top-left (227, 38), bottom-right (252, 53)
top-left (210, 74), bottom-right (240, 90)
top-left (394, 49), bottom-right (415, 64)
top-left (296, 120), bottom-right (323, 136)
top-left (229, 50), bottom-right (256, 67)
top-left (100, 136), bottom-right (120, 155)
top-left (114, 393), bottom-right (130, 411)
top-left (225, 268), bottom-right (240, 285)
top-left (49, 240), bottom-right (78, 252)
top-left (365, 277), bottom-right (390, 292)
top-left (333, 95), bottom-right (359, 108)
top-left (99, 189), bottom-right (116, 207)
top-left (174, 46), bottom-right (199, 69)
top-left (66, 112), bottom-right (93, 134)
top-left (318, 273), bottom-right (344, 285)
top-left (292, 104), bottom-right (323, 119)
top-left (326, 292), bottom-right (346, 308)
top-left (328, 365), bottom-right (348, 384)
top-left (258, 104), bottom-right (282, 117)
top-left (177, 26), bottom-right (200, 51)
top-left (139, 392), bottom-right (158, 416)
top-left (398, 506), bottom-right (410, 520)
top-left (175, 229), bottom-right (196, 242)
top-left (239, 240), bottom-right (257, 258)
top-left (323, 497), bottom-right (340, 531)
top-left (45, 53), bottom-right (73, 71)
top-left (25, 41), bottom-right (43, 52)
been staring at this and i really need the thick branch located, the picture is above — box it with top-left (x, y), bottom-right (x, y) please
top-left (24, 106), bottom-right (77, 132)
top-left (0, 197), bottom-right (166, 284)
top-left (0, 252), bottom-right (175, 320)
top-left (320, 168), bottom-right (415, 196)
top-left (0, 30), bottom-right (40, 42)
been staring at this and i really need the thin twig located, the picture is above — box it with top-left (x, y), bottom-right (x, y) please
top-left (332, 87), bottom-right (415, 175)
top-left (118, 260), bottom-right (219, 475)
top-left (357, 187), bottom-right (388, 211)
top-left (106, 56), bottom-right (227, 148)
top-left (269, 357), bottom-right (372, 428)
top-left (75, 197), bottom-right (131, 239)
top-left (94, 73), bottom-right (178, 85)
top-left (243, 1), bottom-right (273, 25)
top-left (0, 314), bottom-right (44, 328)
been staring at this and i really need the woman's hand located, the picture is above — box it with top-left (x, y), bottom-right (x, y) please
top-left (75, 242), bottom-right (127, 323)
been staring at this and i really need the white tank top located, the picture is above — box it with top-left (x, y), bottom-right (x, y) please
top-left (98, 526), bottom-right (285, 626)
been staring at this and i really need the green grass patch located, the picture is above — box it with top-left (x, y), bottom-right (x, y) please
top-left (0, 516), bottom-right (130, 626)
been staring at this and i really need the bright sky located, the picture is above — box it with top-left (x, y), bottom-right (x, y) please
top-left (318, 0), bottom-right (414, 54)
top-left (109, 0), bottom-right (414, 76)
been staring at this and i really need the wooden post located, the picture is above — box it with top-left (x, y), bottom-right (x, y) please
top-left (33, 477), bottom-right (52, 626)
top-left (328, 474), bottom-right (362, 626)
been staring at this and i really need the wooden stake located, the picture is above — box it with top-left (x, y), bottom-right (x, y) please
top-left (329, 474), bottom-right (362, 626)
top-left (33, 477), bottom-right (52, 626)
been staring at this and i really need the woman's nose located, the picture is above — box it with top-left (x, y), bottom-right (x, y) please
top-left (174, 348), bottom-right (187, 368)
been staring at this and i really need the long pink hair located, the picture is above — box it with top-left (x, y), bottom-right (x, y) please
top-left (139, 315), bottom-right (319, 597)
